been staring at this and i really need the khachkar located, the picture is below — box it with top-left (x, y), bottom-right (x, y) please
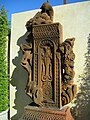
top-left (20, 2), bottom-right (77, 120)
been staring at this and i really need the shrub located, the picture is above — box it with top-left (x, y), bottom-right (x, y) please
top-left (0, 5), bottom-right (9, 112)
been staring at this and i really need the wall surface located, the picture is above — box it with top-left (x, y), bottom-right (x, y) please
top-left (10, 1), bottom-right (90, 120)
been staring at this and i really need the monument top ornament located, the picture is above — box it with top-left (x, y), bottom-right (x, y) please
top-left (20, 2), bottom-right (77, 109)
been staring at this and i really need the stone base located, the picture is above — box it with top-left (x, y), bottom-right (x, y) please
top-left (19, 106), bottom-right (74, 120)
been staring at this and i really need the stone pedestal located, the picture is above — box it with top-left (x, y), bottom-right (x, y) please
top-left (19, 106), bottom-right (74, 120)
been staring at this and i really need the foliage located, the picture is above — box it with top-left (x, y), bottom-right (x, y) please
top-left (71, 34), bottom-right (90, 120)
top-left (0, 5), bottom-right (9, 112)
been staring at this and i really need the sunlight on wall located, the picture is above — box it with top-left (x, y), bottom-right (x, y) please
top-left (10, 1), bottom-right (90, 119)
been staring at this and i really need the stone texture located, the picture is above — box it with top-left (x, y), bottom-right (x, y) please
top-left (19, 106), bottom-right (74, 120)
top-left (21, 23), bottom-right (63, 108)
top-left (20, 2), bottom-right (76, 120)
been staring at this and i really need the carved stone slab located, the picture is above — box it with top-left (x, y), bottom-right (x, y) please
top-left (19, 106), bottom-right (74, 120)
top-left (32, 23), bottom-right (63, 108)
top-left (21, 23), bottom-right (77, 108)
top-left (20, 2), bottom-right (76, 120)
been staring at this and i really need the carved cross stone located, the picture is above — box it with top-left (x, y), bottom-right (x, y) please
top-left (20, 2), bottom-right (77, 109)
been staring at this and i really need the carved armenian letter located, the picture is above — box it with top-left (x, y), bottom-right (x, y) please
top-left (20, 2), bottom-right (77, 120)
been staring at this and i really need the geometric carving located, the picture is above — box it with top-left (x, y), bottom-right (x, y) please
top-left (20, 3), bottom-right (77, 119)
top-left (33, 23), bottom-right (62, 40)
top-left (19, 106), bottom-right (74, 120)
top-left (21, 22), bottom-right (63, 108)
top-left (32, 23), bottom-right (62, 108)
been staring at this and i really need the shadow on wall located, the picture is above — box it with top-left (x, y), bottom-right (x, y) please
top-left (10, 32), bottom-right (32, 120)
top-left (71, 34), bottom-right (90, 120)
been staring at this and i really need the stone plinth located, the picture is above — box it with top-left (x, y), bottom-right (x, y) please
top-left (19, 106), bottom-right (74, 120)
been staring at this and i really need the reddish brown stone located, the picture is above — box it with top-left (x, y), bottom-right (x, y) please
top-left (20, 2), bottom-right (77, 120)
top-left (19, 106), bottom-right (74, 120)
top-left (21, 23), bottom-right (63, 108)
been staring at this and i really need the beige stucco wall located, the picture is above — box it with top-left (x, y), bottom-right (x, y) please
top-left (10, 1), bottom-right (90, 119)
